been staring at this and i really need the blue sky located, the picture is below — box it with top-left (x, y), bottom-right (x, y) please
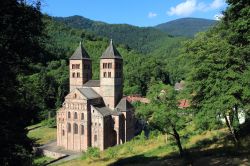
top-left (42, 0), bottom-right (227, 27)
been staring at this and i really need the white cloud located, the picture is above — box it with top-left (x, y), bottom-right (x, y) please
top-left (167, 0), bottom-right (226, 16)
top-left (167, 0), bottom-right (197, 16)
top-left (148, 12), bottom-right (158, 18)
top-left (210, 0), bottom-right (225, 9)
top-left (214, 13), bottom-right (224, 20)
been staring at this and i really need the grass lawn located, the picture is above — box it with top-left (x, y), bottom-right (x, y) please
top-left (27, 122), bottom-right (57, 145)
top-left (57, 134), bottom-right (171, 166)
top-left (57, 128), bottom-right (250, 166)
top-left (27, 122), bottom-right (249, 166)
top-left (33, 155), bottom-right (54, 166)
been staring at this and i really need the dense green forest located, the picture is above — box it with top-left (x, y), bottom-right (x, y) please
top-left (155, 18), bottom-right (217, 37)
top-left (135, 0), bottom-right (250, 158)
top-left (18, 15), bottom-right (185, 124)
top-left (1, 0), bottom-right (249, 165)
top-left (54, 15), bottom-right (186, 54)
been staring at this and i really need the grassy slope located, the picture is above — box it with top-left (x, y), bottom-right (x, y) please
top-left (33, 156), bottom-right (54, 166)
top-left (57, 127), bottom-right (250, 166)
top-left (27, 122), bottom-right (250, 165)
top-left (27, 123), bottom-right (56, 145)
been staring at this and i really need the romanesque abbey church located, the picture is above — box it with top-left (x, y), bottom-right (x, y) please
top-left (57, 40), bottom-right (135, 151)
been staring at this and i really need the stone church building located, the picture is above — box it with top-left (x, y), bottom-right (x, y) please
top-left (57, 40), bottom-right (135, 151)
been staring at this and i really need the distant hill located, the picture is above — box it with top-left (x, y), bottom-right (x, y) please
top-left (155, 18), bottom-right (217, 37)
top-left (54, 15), bottom-right (174, 54)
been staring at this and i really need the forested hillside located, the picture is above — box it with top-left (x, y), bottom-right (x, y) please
top-left (155, 18), bottom-right (216, 37)
top-left (18, 15), bottom-right (186, 127)
top-left (53, 15), bottom-right (182, 54)
top-left (2, 0), bottom-right (250, 165)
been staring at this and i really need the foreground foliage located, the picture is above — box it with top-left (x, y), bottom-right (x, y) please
top-left (0, 0), bottom-right (44, 165)
top-left (180, 0), bottom-right (250, 145)
top-left (136, 82), bottom-right (191, 156)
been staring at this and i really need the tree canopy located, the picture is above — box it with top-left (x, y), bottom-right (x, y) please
top-left (0, 0), bottom-right (44, 165)
top-left (179, 0), bottom-right (250, 144)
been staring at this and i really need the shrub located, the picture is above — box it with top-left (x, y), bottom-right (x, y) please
top-left (85, 147), bottom-right (100, 159)
top-left (41, 118), bottom-right (56, 128)
top-left (106, 147), bottom-right (117, 159)
top-left (149, 130), bottom-right (160, 139)
top-left (134, 131), bottom-right (146, 145)
top-left (125, 144), bottom-right (134, 154)
top-left (81, 153), bottom-right (87, 160)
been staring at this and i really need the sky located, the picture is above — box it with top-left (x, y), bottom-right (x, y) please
top-left (41, 0), bottom-right (227, 27)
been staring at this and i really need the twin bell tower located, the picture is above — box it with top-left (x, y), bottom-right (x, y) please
top-left (69, 40), bottom-right (123, 109)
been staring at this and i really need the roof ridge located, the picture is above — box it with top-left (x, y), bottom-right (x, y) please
top-left (70, 41), bottom-right (90, 60)
top-left (116, 98), bottom-right (133, 111)
top-left (100, 40), bottom-right (122, 59)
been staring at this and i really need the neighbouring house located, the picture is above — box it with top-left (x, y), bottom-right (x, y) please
top-left (174, 80), bottom-right (185, 91)
top-left (178, 99), bottom-right (190, 109)
top-left (57, 40), bottom-right (135, 151)
top-left (126, 95), bottom-right (150, 104)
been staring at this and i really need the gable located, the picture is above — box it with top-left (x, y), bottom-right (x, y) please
top-left (65, 88), bottom-right (86, 100)
top-left (65, 88), bottom-right (101, 101)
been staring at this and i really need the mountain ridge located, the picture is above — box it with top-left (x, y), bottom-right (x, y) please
top-left (53, 15), bottom-right (176, 54)
top-left (155, 17), bottom-right (217, 37)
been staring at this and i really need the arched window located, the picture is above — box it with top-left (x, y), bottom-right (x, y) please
top-left (81, 125), bottom-right (84, 135)
top-left (74, 123), bottom-right (78, 134)
top-left (81, 113), bottom-right (84, 120)
top-left (108, 72), bottom-right (111, 78)
top-left (62, 130), bottom-right (65, 136)
top-left (94, 135), bottom-right (97, 142)
top-left (67, 123), bottom-right (71, 133)
top-left (103, 63), bottom-right (107, 69)
top-left (68, 112), bottom-right (71, 119)
top-left (108, 63), bottom-right (112, 68)
top-left (74, 112), bottom-right (77, 119)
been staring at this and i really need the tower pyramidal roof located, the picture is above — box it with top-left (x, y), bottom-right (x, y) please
top-left (101, 39), bottom-right (122, 59)
top-left (70, 41), bottom-right (90, 60)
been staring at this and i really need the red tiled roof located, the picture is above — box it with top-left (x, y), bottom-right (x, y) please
top-left (126, 96), bottom-right (150, 104)
top-left (178, 99), bottom-right (190, 108)
top-left (126, 95), bottom-right (190, 108)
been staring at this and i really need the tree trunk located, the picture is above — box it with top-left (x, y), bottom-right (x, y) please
top-left (234, 106), bottom-right (240, 124)
top-left (172, 126), bottom-right (184, 157)
top-left (165, 133), bottom-right (168, 144)
top-left (224, 114), bottom-right (239, 144)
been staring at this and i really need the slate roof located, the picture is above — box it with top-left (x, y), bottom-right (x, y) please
top-left (83, 80), bottom-right (100, 87)
top-left (93, 105), bottom-right (112, 117)
top-left (70, 41), bottom-right (90, 60)
top-left (116, 98), bottom-right (134, 112)
top-left (77, 88), bottom-right (101, 99)
top-left (100, 40), bottom-right (122, 59)
top-left (111, 110), bottom-right (123, 116)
